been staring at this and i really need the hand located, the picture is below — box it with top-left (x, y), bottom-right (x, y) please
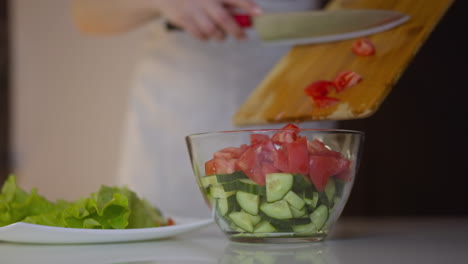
top-left (154, 0), bottom-right (262, 41)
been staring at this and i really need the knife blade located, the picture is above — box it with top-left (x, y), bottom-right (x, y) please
top-left (254, 9), bottom-right (410, 45)
top-left (166, 9), bottom-right (410, 46)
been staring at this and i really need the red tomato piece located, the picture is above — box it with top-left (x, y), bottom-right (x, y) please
top-left (304, 80), bottom-right (334, 97)
top-left (352, 38), bottom-right (375, 56)
top-left (307, 139), bottom-right (342, 158)
top-left (286, 137), bottom-right (309, 175)
top-left (236, 145), bottom-right (266, 185)
top-left (250, 134), bottom-right (270, 145)
top-left (272, 124), bottom-right (300, 145)
top-left (233, 14), bottom-right (252, 28)
top-left (311, 96), bottom-right (340, 109)
top-left (261, 162), bottom-right (280, 176)
top-left (333, 71), bottom-right (362, 93)
top-left (309, 156), bottom-right (351, 191)
top-left (213, 157), bottom-right (237, 174)
top-left (282, 123), bottom-right (300, 130)
top-left (214, 146), bottom-right (246, 159)
top-left (273, 146), bottom-right (289, 172)
top-left (166, 218), bottom-right (175, 226)
top-left (205, 159), bottom-right (216, 175)
top-left (258, 139), bottom-right (276, 162)
top-left (236, 145), bottom-right (257, 174)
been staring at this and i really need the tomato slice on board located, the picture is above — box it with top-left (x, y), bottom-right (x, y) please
top-left (333, 71), bottom-right (362, 93)
top-left (352, 38), bottom-right (375, 56)
top-left (311, 96), bottom-right (340, 109)
top-left (286, 137), bottom-right (309, 175)
top-left (304, 81), bottom-right (335, 97)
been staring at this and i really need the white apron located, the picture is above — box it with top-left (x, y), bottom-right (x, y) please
top-left (117, 0), bottom-right (335, 218)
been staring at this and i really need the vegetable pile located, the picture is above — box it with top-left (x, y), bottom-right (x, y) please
top-left (0, 175), bottom-right (173, 229)
top-left (201, 124), bottom-right (353, 235)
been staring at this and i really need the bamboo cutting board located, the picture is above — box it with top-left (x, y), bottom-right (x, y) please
top-left (233, 0), bottom-right (454, 126)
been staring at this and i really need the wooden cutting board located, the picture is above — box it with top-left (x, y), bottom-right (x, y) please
top-left (233, 0), bottom-right (454, 127)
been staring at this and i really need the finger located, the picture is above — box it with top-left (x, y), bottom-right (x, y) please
top-left (204, 3), bottom-right (245, 40)
top-left (212, 27), bottom-right (226, 41)
top-left (191, 8), bottom-right (219, 40)
top-left (176, 17), bottom-right (207, 40)
top-left (222, 0), bottom-right (262, 16)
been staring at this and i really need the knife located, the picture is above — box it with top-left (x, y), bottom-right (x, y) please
top-left (166, 9), bottom-right (410, 46)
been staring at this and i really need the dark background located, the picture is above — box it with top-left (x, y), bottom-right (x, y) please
top-left (0, 0), bottom-right (467, 216)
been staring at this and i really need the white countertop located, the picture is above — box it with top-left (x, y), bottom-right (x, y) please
top-left (1, 217), bottom-right (467, 264)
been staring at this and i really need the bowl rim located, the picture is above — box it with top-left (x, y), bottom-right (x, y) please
top-left (186, 128), bottom-right (364, 139)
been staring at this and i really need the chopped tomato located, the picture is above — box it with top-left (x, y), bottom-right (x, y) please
top-left (236, 145), bottom-right (267, 185)
top-left (352, 38), bottom-right (375, 56)
top-left (307, 139), bottom-right (342, 158)
top-left (214, 146), bottom-right (246, 159)
top-left (205, 159), bottom-right (216, 175)
top-left (311, 96), bottom-right (340, 109)
top-left (308, 156), bottom-right (348, 191)
top-left (261, 162), bottom-right (280, 175)
top-left (214, 157), bottom-right (238, 174)
top-left (272, 124), bottom-right (300, 145)
top-left (166, 218), bottom-right (175, 226)
top-left (273, 146), bottom-right (289, 172)
top-left (282, 123), bottom-right (300, 130)
top-left (304, 81), bottom-right (334, 97)
top-left (333, 71), bottom-right (362, 93)
top-left (233, 14), bottom-right (252, 28)
top-left (250, 134), bottom-right (270, 145)
top-left (286, 137), bottom-right (309, 175)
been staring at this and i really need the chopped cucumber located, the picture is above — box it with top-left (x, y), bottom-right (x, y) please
top-left (229, 211), bottom-right (254, 233)
top-left (233, 179), bottom-right (266, 195)
top-left (201, 175), bottom-right (218, 188)
top-left (201, 171), bottom-right (248, 188)
top-left (284, 191), bottom-right (306, 210)
top-left (210, 185), bottom-right (236, 198)
top-left (236, 191), bottom-right (260, 215)
top-left (292, 222), bottom-right (317, 233)
top-left (309, 205), bottom-right (329, 230)
top-left (222, 179), bottom-right (266, 195)
top-left (266, 173), bottom-right (294, 202)
top-left (324, 178), bottom-right (336, 203)
top-left (292, 174), bottom-right (313, 192)
top-left (290, 205), bottom-right (308, 218)
top-left (216, 195), bottom-right (238, 216)
top-left (260, 200), bottom-right (292, 220)
top-left (305, 191), bottom-right (320, 210)
top-left (254, 221), bottom-right (277, 233)
top-left (311, 192), bottom-right (319, 208)
top-left (335, 178), bottom-right (347, 198)
top-left (247, 213), bottom-right (262, 226)
top-left (216, 171), bottom-right (248, 182)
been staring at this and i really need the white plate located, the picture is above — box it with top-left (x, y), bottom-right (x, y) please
top-left (0, 217), bottom-right (214, 244)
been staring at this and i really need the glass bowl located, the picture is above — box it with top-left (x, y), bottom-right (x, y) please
top-left (185, 125), bottom-right (364, 243)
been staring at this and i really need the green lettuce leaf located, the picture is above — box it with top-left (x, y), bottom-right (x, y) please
top-left (0, 175), bottom-right (169, 229)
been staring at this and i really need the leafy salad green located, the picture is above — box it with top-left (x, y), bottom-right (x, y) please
top-left (0, 175), bottom-right (172, 229)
